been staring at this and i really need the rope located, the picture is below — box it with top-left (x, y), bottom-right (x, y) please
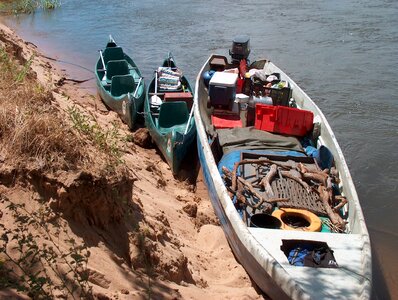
top-left (40, 54), bottom-right (93, 73)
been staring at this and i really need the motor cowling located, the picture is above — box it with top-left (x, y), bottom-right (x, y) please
top-left (229, 35), bottom-right (251, 61)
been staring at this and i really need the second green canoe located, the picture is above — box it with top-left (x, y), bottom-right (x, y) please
top-left (144, 53), bottom-right (196, 175)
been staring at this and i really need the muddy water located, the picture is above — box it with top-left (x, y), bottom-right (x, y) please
top-left (4, 0), bottom-right (398, 298)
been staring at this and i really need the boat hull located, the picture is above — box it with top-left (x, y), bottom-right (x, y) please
top-left (194, 55), bottom-right (372, 299)
top-left (95, 79), bottom-right (144, 129)
top-left (145, 111), bottom-right (196, 174)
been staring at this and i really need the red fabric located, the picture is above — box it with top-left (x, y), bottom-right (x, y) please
top-left (211, 114), bottom-right (242, 129)
top-left (239, 59), bottom-right (247, 78)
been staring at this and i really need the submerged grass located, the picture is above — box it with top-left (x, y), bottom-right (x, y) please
top-left (0, 0), bottom-right (60, 14)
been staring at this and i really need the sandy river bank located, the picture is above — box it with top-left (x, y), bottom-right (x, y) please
top-left (0, 20), bottom-right (263, 299)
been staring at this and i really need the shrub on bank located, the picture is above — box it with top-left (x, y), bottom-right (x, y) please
top-left (0, 40), bottom-right (133, 299)
top-left (0, 47), bottom-right (89, 171)
top-left (0, 46), bottom-right (124, 173)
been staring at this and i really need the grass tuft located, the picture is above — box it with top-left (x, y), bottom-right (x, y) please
top-left (0, 47), bottom-right (87, 171)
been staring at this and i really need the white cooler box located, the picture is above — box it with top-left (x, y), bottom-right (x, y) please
top-left (209, 72), bottom-right (238, 107)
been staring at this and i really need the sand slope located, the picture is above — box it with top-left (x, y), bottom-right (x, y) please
top-left (0, 21), bottom-right (263, 299)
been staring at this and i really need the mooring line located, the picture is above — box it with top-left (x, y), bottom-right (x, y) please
top-left (41, 54), bottom-right (93, 73)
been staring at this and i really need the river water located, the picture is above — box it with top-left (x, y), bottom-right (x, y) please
top-left (4, 0), bottom-right (398, 298)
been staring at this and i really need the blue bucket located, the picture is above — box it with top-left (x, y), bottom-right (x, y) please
top-left (202, 70), bottom-right (215, 87)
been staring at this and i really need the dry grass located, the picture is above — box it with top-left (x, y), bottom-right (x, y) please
top-left (0, 47), bottom-right (88, 171)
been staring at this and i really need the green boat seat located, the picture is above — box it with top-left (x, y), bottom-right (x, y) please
top-left (158, 101), bottom-right (189, 130)
top-left (106, 60), bottom-right (129, 81)
top-left (110, 74), bottom-right (136, 97)
top-left (103, 46), bottom-right (125, 64)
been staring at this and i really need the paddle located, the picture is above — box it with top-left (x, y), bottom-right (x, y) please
top-left (99, 50), bottom-right (107, 83)
top-left (183, 102), bottom-right (195, 136)
top-left (150, 71), bottom-right (162, 106)
top-left (133, 77), bottom-right (143, 98)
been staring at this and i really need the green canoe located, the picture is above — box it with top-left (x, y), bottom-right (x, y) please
top-left (95, 36), bottom-right (145, 129)
top-left (144, 53), bottom-right (196, 175)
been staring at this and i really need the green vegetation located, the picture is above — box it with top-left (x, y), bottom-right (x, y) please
top-left (135, 225), bottom-right (154, 299)
top-left (15, 55), bottom-right (34, 82)
top-left (0, 28), bottom-right (132, 300)
top-left (0, 195), bottom-right (93, 299)
top-left (0, 48), bottom-right (94, 297)
top-left (67, 105), bottom-right (123, 164)
top-left (0, 0), bottom-right (60, 15)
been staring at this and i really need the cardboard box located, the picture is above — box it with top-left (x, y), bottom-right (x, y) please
top-left (209, 55), bottom-right (228, 71)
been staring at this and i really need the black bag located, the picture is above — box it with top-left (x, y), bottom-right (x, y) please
top-left (303, 246), bottom-right (338, 268)
top-left (281, 240), bottom-right (338, 268)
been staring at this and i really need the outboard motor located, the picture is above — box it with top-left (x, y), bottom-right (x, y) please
top-left (229, 35), bottom-right (251, 61)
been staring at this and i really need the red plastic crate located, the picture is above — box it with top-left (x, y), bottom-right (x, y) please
top-left (254, 104), bottom-right (314, 136)
top-left (211, 114), bottom-right (242, 129)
